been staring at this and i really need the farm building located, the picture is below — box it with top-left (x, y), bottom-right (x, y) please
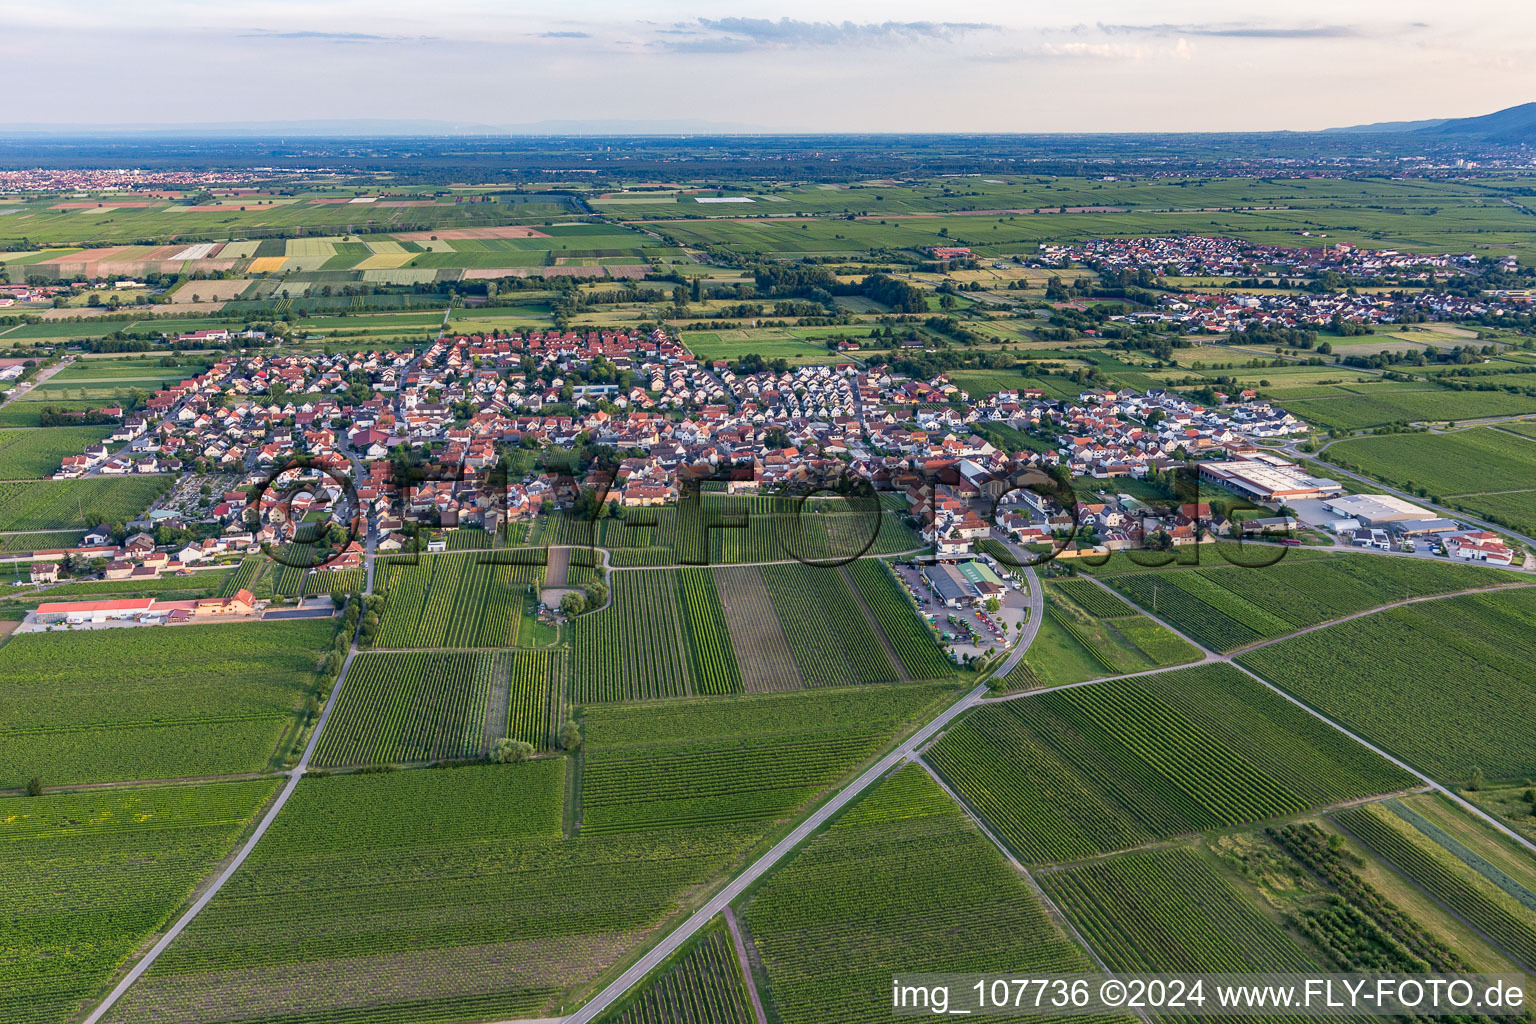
top-left (35, 598), bottom-right (155, 624)
top-left (956, 558), bottom-right (1011, 597)
top-left (923, 562), bottom-right (979, 607)
top-left (193, 589), bottom-right (257, 617)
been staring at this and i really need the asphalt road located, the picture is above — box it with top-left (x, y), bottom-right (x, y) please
top-left (83, 571), bottom-right (370, 1024)
top-left (558, 561), bottom-right (1041, 1024)
top-left (559, 676), bottom-right (992, 1024)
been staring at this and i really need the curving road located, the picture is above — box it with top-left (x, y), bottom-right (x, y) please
top-left (558, 566), bottom-right (1040, 1024)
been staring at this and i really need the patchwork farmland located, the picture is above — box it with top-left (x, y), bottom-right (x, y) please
top-left (573, 558), bottom-right (956, 702)
top-left (926, 664), bottom-right (1416, 864)
top-left (12, 137), bottom-right (1536, 1024)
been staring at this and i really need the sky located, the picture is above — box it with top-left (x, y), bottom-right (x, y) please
top-left (1, 0), bottom-right (1532, 132)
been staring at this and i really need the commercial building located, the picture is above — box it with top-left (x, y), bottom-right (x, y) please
top-left (1197, 459), bottom-right (1343, 502)
top-left (1322, 493), bottom-right (1438, 528)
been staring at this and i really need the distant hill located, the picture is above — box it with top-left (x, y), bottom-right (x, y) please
top-left (1419, 101), bottom-right (1536, 143)
top-left (1326, 102), bottom-right (1536, 143)
top-left (1323, 117), bottom-right (1448, 135)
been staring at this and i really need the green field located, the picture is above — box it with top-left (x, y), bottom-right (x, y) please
top-left (0, 475), bottom-right (170, 530)
top-left (0, 619), bottom-right (333, 786)
top-left (683, 329), bottom-right (853, 367)
top-left (926, 664), bottom-right (1413, 864)
top-left (740, 765), bottom-right (1127, 1024)
top-left (578, 683), bottom-right (953, 835)
top-left (0, 427), bottom-right (113, 478)
top-left (1238, 587), bottom-right (1536, 782)
top-left (1326, 427), bottom-right (1536, 533)
top-left (0, 194), bottom-right (578, 247)
top-left (373, 553), bottom-right (541, 648)
top-left (104, 761), bottom-right (777, 1023)
top-left (0, 780), bottom-right (278, 1024)
top-left (596, 922), bottom-right (754, 1024)
top-left (1103, 552), bottom-right (1516, 652)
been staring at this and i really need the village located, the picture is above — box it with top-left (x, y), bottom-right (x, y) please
top-left (14, 302), bottom-right (1520, 633)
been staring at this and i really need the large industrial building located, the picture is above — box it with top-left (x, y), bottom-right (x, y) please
top-left (1197, 458), bottom-right (1343, 502)
top-left (1322, 493), bottom-right (1441, 528)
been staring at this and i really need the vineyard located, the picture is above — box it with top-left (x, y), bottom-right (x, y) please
top-left (1039, 848), bottom-right (1318, 993)
top-left (676, 568), bottom-right (741, 695)
top-left (105, 763), bottom-right (775, 1024)
top-left (0, 619), bottom-right (332, 786)
top-left (1051, 578), bottom-right (1137, 618)
top-left (925, 665), bottom-right (1413, 863)
top-left (507, 650), bottom-right (565, 750)
top-left (572, 570), bottom-right (692, 702)
top-left (598, 924), bottom-right (754, 1024)
top-left (0, 475), bottom-right (170, 531)
top-left (273, 561), bottom-right (307, 599)
top-left (1107, 553), bottom-right (1516, 652)
top-left (374, 553), bottom-right (538, 648)
top-left (1333, 806), bottom-right (1536, 971)
top-left (712, 565), bottom-right (803, 692)
top-left (0, 529), bottom-right (86, 555)
top-left (1238, 588), bottom-right (1536, 781)
top-left (219, 556), bottom-right (266, 597)
top-left (1281, 385), bottom-right (1536, 433)
top-left (539, 497), bottom-right (918, 565)
top-left (0, 426), bottom-right (112, 478)
top-left (578, 684), bottom-right (953, 834)
top-left (761, 561), bottom-right (897, 686)
top-left (312, 651), bottom-right (511, 767)
top-left (1267, 820), bottom-right (1484, 976)
top-left (741, 766), bottom-right (1123, 1024)
top-left (845, 559), bottom-right (957, 680)
top-left (0, 780), bottom-right (278, 1024)
top-left (1384, 798), bottom-right (1536, 914)
top-left (8, 569), bottom-right (231, 602)
top-left (568, 559), bottom-right (934, 700)
top-left (302, 567), bottom-right (364, 596)
top-left (1038, 584), bottom-right (1201, 678)
top-left (1329, 426), bottom-right (1536, 530)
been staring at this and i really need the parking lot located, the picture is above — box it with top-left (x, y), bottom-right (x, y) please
top-left (891, 558), bottom-right (1029, 662)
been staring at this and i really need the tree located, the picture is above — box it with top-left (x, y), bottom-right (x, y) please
top-left (491, 738), bottom-right (534, 763)
top-left (1468, 766), bottom-right (1484, 792)
top-left (26, 776), bottom-right (42, 797)
top-left (1523, 787), bottom-right (1535, 805)
top-left (984, 596), bottom-right (1001, 614)
top-left (558, 720), bottom-right (582, 751)
top-left (560, 591), bottom-right (586, 616)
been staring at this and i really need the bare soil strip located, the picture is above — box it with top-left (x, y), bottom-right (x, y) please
top-left (713, 565), bottom-right (802, 692)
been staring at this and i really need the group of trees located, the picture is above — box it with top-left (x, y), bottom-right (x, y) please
top-left (490, 719), bottom-right (581, 764)
top-left (558, 577), bottom-right (609, 617)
